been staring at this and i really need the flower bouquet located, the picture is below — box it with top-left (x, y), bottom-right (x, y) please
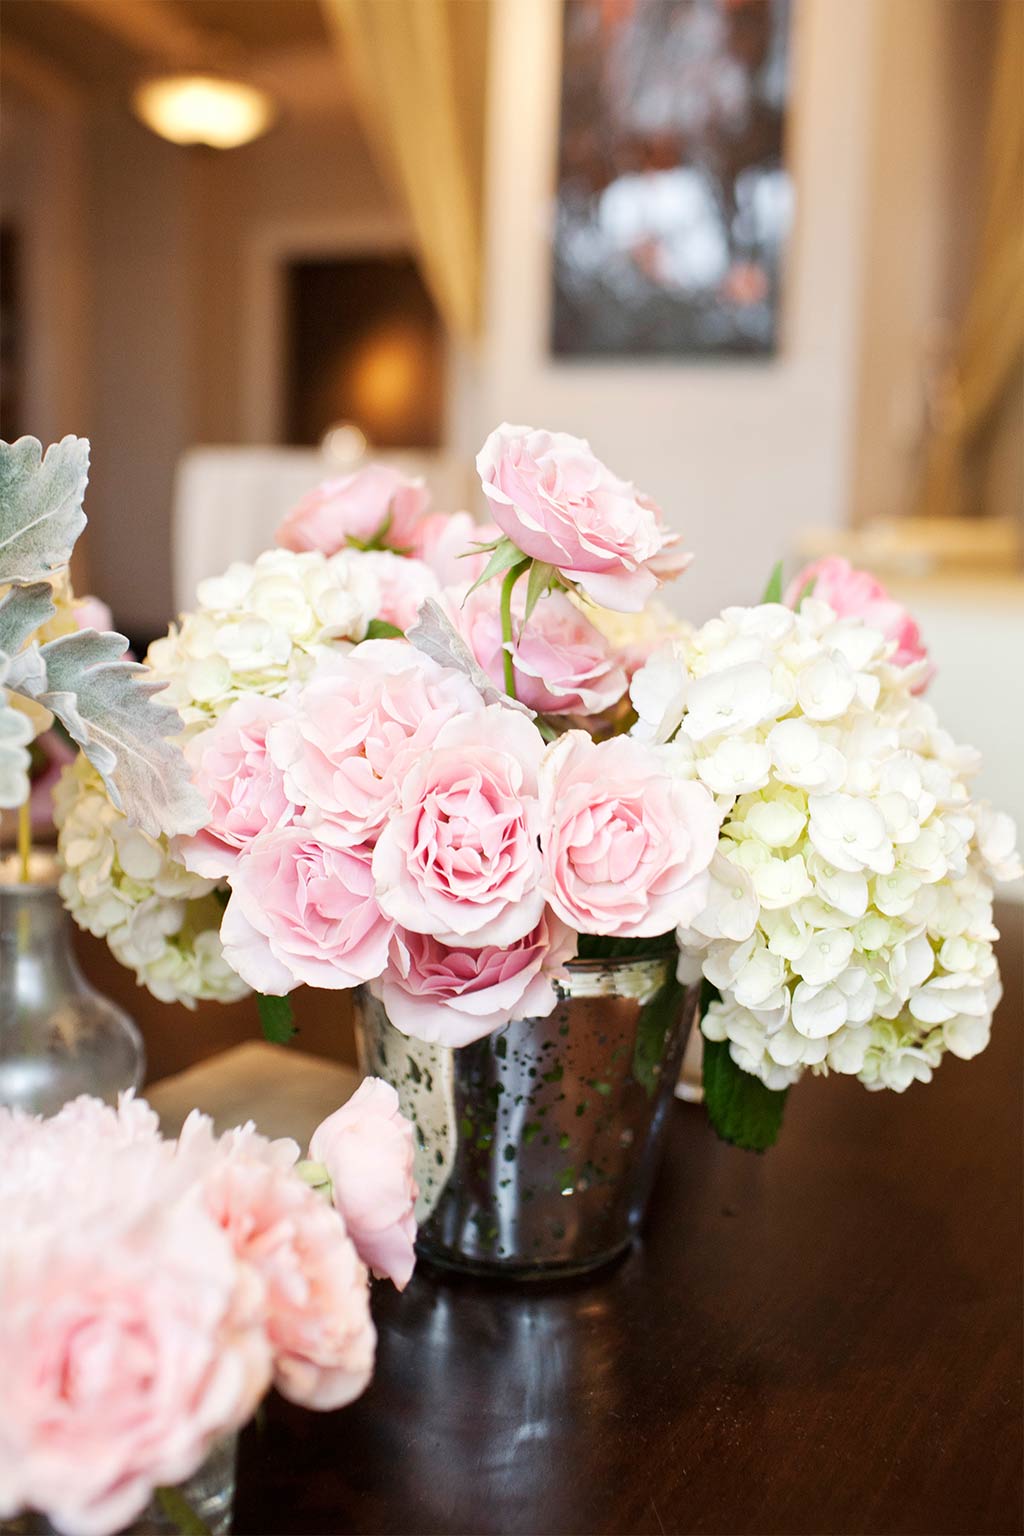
top-left (0, 1079), bottom-right (417, 1536)
top-left (28, 424), bottom-right (1019, 1274)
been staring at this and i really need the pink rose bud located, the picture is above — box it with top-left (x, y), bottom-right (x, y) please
top-left (785, 557), bottom-right (932, 691)
top-left (276, 464), bottom-right (431, 555)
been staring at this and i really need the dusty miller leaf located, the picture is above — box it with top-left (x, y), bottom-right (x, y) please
top-left (26, 629), bottom-right (206, 839)
top-left (407, 599), bottom-right (535, 717)
top-left (0, 436), bottom-right (90, 583)
top-left (0, 582), bottom-right (56, 685)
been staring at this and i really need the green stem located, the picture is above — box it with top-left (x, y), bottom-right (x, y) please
top-left (154, 1485), bottom-right (212, 1535)
top-left (499, 565), bottom-right (522, 700)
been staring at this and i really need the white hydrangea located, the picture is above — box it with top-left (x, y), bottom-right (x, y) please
top-left (54, 757), bottom-right (249, 1008)
top-left (146, 548), bottom-right (380, 730)
top-left (631, 599), bottom-right (1021, 1093)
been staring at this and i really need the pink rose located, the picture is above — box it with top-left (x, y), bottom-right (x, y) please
top-left (410, 511), bottom-right (501, 586)
top-left (309, 1078), bottom-right (418, 1290)
top-left (220, 830), bottom-right (392, 993)
top-left (785, 557), bottom-right (932, 689)
top-left (178, 695), bottom-right (298, 878)
top-left (539, 732), bottom-right (720, 937)
top-left (374, 908), bottom-right (576, 1047)
top-left (476, 424), bottom-right (689, 612)
top-left (202, 1157), bottom-right (376, 1411)
top-left (0, 1187), bottom-right (270, 1536)
top-left (268, 641), bottom-right (485, 847)
top-left (73, 596), bottom-right (114, 633)
top-left (276, 464), bottom-right (430, 555)
top-left (372, 706), bottom-right (545, 948)
top-left (452, 585), bottom-right (628, 717)
top-left (352, 551), bottom-right (442, 631)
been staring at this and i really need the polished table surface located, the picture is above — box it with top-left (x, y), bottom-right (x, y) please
top-left (229, 909), bottom-right (1022, 1536)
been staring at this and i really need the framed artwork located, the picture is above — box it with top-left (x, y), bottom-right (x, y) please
top-left (551, 0), bottom-right (793, 359)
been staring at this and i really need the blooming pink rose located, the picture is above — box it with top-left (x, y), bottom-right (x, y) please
top-left (309, 1078), bottom-right (418, 1290)
top-left (268, 641), bottom-right (485, 847)
top-left (410, 511), bottom-right (501, 586)
top-left (785, 557), bottom-right (932, 689)
top-left (374, 909), bottom-right (576, 1047)
top-left (202, 1157), bottom-right (376, 1410)
top-left (0, 1188), bottom-right (270, 1536)
top-left (476, 424), bottom-right (689, 612)
top-left (352, 551), bottom-right (442, 631)
top-left (72, 596), bottom-right (114, 633)
top-left (276, 464), bottom-right (430, 555)
top-left (220, 830), bottom-right (392, 993)
top-left (539, 732), bottom-right (720, 937)
top-left (178, 695), bottom-right (298, 878)
top-left (452, 585), bottom-right (628, 717)
top-left (372, 706), bottom-right (546, 948)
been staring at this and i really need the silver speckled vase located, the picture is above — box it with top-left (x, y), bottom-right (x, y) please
top-left (355, 954), bottom-right (697, 1278)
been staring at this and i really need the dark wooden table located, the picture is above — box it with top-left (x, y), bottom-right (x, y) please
top-left (234, 908), bottom-right (1023, 1536)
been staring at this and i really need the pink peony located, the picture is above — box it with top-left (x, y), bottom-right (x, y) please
top-left (410, 511), bottom-right (500, 587)
top-left (785, 557), bottom-right (932, 689)
top-left (220, 830), bottom-right (392, 994)
top-left (374, 909), bottom-right (576, 1047)
top-left (452, 584), bottom-right (628, 717)
top-left (309, 1078), bottom-right (418, 1290)
top-left (268, 640), bottom-right (486, 847)
top-left (275, 464), bottom-right (430, 555)
top-left (178, 695), bottom-right (298, 878)
top-left (354, 551), bottom-right (442, 632)
top-left (202, 1156), bottom-right (376, 1410)
top-left (0, 1180), bottom-right (270, 1536)
top-left (476, 424), bottom-right (689, 613)
top-left (539, 731), bottom-right (720, 937)
top-left (372, 706), bottom-right (546, 948)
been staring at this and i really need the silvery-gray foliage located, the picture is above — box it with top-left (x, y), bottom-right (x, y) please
top-left (0, 435), bottom-right (205, 836)
top-left (0, 436), bottom-right (89, 583)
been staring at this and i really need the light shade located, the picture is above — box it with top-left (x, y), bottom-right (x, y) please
top-left (133, 74), bottom-right (275, 149)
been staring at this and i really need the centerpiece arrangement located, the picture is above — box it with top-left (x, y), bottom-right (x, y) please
top-left (0, 1080), bottom-right (417, 1536)
top-left (5, 427), bottom-right (1017, 1277)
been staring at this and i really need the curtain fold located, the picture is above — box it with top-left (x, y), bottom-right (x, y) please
top-left (322, 0), bottom-right (488, 340)
top-left (917, 0), bottom-right (1024, 518)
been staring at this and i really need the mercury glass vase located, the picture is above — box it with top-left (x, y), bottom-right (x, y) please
top-left (355, 954), bottom-right (698, 1278)
top-left (0, 868), bottom-right (144, 1113)
top-left (3, 1435), bottom-right (237, 1535)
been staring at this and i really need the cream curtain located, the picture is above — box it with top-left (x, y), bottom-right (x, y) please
top-left (917, 0), bottom-right (1024, 518)
top-left (322, 0), bottom-right (489, 340)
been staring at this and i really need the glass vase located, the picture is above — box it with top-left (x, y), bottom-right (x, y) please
top-left (355, 953), bottom-right (698, 1278)
top-left (0, 867), bottom-right (144, 1114)
top-left (2, 1435), bottom-right (237, 1535)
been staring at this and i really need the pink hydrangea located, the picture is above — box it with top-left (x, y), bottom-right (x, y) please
top-left (374, 909), bottom-right (576, 1047)
top-left (178, 695), bottom-right (299, 878)
top-left (267, 640), bottom-right (486, 847)
top-left (452, 585), bottom-right (628, 717)
top-left (372, 706), bottom-right (545, 949)
top-left (275, 464), bottom-right (430, 555)
top-left (220, 830), bottom-right (392, 994)
top-left (476, 424), bottom-right (689, 613)
top-left (785, 557), bottom-right (932, 689)
top-left (309, 1078), bottom-right (418, 1290)
top-left (539, 731), bottom-right (720, 937)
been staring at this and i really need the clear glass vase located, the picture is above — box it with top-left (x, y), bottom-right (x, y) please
top-left (355, 954), bottom-right (698, 1278)
top-left (2, 1435), bottom-right (237, 1535)
top-left (0, 868), bottom-right (144, 1114)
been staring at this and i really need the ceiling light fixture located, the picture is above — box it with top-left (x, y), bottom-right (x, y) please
top-left (132, 74), bottom-right (275, 150)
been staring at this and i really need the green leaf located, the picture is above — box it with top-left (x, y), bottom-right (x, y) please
top-left (0, 435), bottom-right (89, 583)
top-left (701, 982), bottom-right (788, 1151)
top-left (794, 575), bottom-right (817, 609)
top-left (464, 537), bottom-right (530, 599)
top-left (523, 560), bottom-right (557, 625)
top-left (575, 931), bottom-right (676, 962)
top-left (154, 1485), bottom-right (213, 1536)
top-left (257, 993), bottom-right (296, 1044)
top-left (761, 560), bottom-right (784, 604)
top-left (365, 618), bottom-right (405, 640)
top-left (632, 964), bottom-right (688, 1098)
